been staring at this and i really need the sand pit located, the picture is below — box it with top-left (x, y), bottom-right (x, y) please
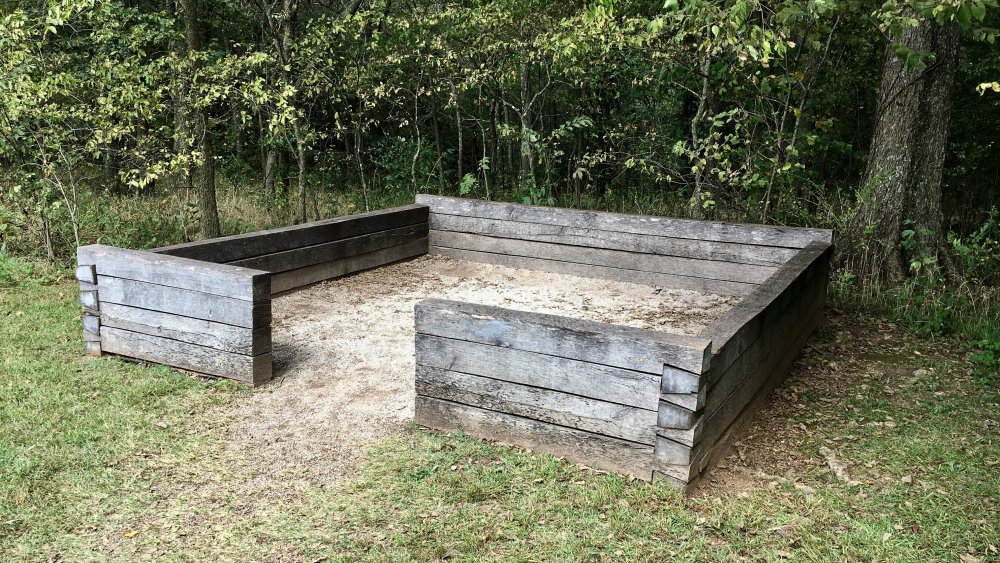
top-left (224, 254), bottom-right (739, 485)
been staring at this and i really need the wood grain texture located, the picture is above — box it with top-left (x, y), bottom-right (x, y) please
top-left (270, 237), bottom-right (428, 293)
top-left (84, 340), bottom-right (102, 356)
top-left (96, 275), bottom-right (270, 328)
top-left (429, 212), bottom-right (798, 266)
top-left (415, 298), bottom-right (712, 375)
top-left (229, 222), bottom-right (427, 273)
top-left (79, 290), bottom-right (99, 311)
top-left (415, 396), bottom-right (654, 479)
top-left (416, 366), bottom-right (658, 445)
top-left (689, 307), bottom-right (824, 480)
top-left (430, 246), bottom-right (757, 296)
top-left (101, 326), bottom-right (271, 385)
top-left (75, 264), bottom-right (96, 284)
top-left (705, 241), bottom-right (832, 374)
top-left (417, 194), bottom-right (832, 248)
top-left (431, 230), bottom-right (777, 284)
top-left (153, 204), bottom-right (428, 263)
top-left (416, 334), bottom-right (659, 410)
top-left (100, 302), bottom-right (270, 355)
top-left (82, 314), bottom-right (101, 335)
top-left (78, 244), bottom-right (269, 301)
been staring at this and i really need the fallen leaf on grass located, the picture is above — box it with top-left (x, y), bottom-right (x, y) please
top-left (123, 530), bottom-right (139, 538)
top-left (959, 554), bottom-right (981, 563)
top-left (901, 475), bottom-right (913, 484)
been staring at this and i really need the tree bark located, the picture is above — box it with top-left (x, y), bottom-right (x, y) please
top-left (179, 0), bottom-right (220, 238)
top-left (841, 20), bottom-right (959, 284)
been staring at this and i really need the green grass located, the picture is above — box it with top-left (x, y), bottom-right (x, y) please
top-left (2, 281), bottom-right (998, 561)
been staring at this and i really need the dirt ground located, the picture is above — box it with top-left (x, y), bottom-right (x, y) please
top-left (223, 254), bottom-right (739, 486)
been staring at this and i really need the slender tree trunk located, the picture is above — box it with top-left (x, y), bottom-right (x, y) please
top-left (294, 121), bottom-right (307, 223)
top-left (842, 21), bottom-right (960, 284)
top-left (264, 148), bottom-right (277, 194)
top-left (518, 49), bottom-right (535, 189)
top-left (179, 0), bottom-right (220, 238)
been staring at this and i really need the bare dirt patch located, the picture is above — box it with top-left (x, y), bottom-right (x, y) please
top-left (224, 254), bottom-right (738, 486)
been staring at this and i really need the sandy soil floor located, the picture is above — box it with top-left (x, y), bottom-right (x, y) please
top-left (224, 254), bottom-right (739, 485)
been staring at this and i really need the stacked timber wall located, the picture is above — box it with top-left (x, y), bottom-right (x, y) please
top-left (414, 195), bottom-right (833, 487)
top-left (153, 204), bottom-right (428, 294)
top-left (414, 299), bottom-right (712, 478)
top-left (653, 241), bottom-right (833, 486)
top-left (416, 194), bottom-right (829, 297)
top-left (77, 245), bottom-right (273, 385)
top-left (78, 204), bottom-right (429, 384)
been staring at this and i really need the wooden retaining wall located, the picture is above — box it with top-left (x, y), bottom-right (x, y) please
top-left (77, 245), bottom-right (273, 385)
top-left (153, 204), bottom-right (429, 294)
top-left (416, 194), bottom-right (831, 296)
top-left (78, 204), bottom-right (429, 384)
top-left (413, 195), bottom-right (832, 487)
top-left (413, 298), bottom-right (713, 479)
top-left (653, 240), bottom-right (833, 487)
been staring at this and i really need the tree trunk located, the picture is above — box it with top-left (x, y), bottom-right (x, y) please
top-left (841, 21), bottom-right (959, 284)
top-left (518, 50), bottom-right (535, 190)
top-left (179, 0), bottom-right (220, 238)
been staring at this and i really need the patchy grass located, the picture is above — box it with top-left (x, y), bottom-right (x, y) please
top-left (2, 283), bottom-right (998, 561)
top-left (0, 282), bottom-right (237, 559)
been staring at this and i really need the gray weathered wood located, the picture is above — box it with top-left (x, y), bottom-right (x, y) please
top-left (417, 194), bottom-right (833, 248)
top-left (229, 222), bottom-right (428, 273)
top-left (270, 237), bottom-right (428, 294)
top-left (705, 241), bottom-right (832, 374)
top-left (153, 204), bottom-right (428, 263)
top-left (83, 329), bottom-right (101, 343)
top-left (429, 213), bottom-right (799, 266)
top-left (431, 230), bottom-right (777, 284)
top-left (430, 246), bottom-right (757, 296)
top-left (101, 327), bottom-right (271, 385)
top-left (703, 281), bottom-right (826, 418)
top-left (689, 307), bottom-right (824, 479)
top-left (415, 298), bottom-right (712, 375)
top-left (654, 435), bottom-right (693, 465)
top-left (84, 340), bottom-right (102, 356)
top-left (657, 401), bottom-right (696, 430)
top-left (82, 314), bottom-right (101, 335)
top-left (96, 275), bottom-right (269, 328)
top-left (656, 415), bottom-right (704, 447)
top-left (660, 385), bottom-right (706, 411)
top-left (78, 245), bottom-right (269, 301)
top-left (79, 290), bottom-right (99, 311)
top-left (662, 367), bottom-right (702, 394)
top-left (76, 264), bottom-right (96, 284)
top-left (100, 302), bottom-right (269, 355)
top-left (415, 396), bottom-right (654, 479)
top-left (416, 366), bottom-right (658, 445)
top-left (416, 334), bottom-right (659, 410)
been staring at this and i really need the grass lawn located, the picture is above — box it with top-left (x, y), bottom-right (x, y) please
top-left (2, 280), bottom-right (998, 561)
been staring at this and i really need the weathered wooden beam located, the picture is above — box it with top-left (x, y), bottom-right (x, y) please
top-left (100, 302), bottom-right (270, 356)
top-left (78, 244), bottom-right (269, 301)
top-left (96, 275), bottom-right (270, 329)
top-left (229, 222), bottom-right (428, 273)
top-left (415, 298), bottom-right (712, 375)
top-left (416, 366), bottom-right (658, 445)
top-left (415, 396), bottom-right (655, 480)
top-left (428, 212), bottom-right (798, 266)
top-left (101, 327), bottom-right (272, 385)
top-left (270, 237), bottom-right (428, 294)
top-left (416, 334), bottom-right (659, 410)
top-left (153, 204), bottom-right (428, 263)
top-left (430, 246), bottom-right (757, 296)
top-left (417, 194), bottom-right (833, 248)
top-left (75, 264), bottom-right (97, 284)
top-left (704, 241), bottom-right (833, 374)
top-left (430, 230), bottom-right (777, 284)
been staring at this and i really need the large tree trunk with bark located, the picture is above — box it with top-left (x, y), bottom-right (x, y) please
top-left (179, 0), bottom-right (220, 238)
top-left (842, 21), bottom-right (959, 284)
